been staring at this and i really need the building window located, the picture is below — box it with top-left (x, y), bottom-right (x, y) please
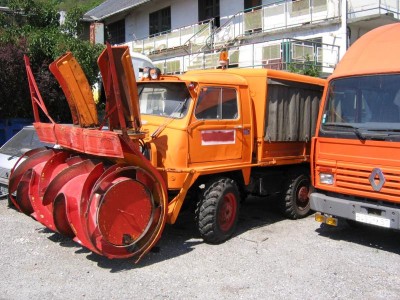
top-left (149, 7), bottom-right (171, 36)
top-left (244, 0), bottom-right (261, 10)
top-left (198, 0), bottom-right (220, 27)
top-left (106, 19), bottom-right (125, 44)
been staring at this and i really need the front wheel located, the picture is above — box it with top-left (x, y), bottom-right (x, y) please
top-left (196, 178), bottom-right (240, 244)
top-left (281, 172), bottom-right (311, 219)
top-left (7, 194), bottom-right (14, 209)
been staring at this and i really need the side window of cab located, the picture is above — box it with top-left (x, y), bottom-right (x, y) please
top-left (195, 87), bottom-right (238, 120)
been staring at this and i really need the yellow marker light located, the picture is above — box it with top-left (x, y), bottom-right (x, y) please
top-left (320, 172), bottom-right (334, 185)
top-left (326, 217), bottom-right (338, 226)
top-left (315, 213), bottom-right (326, 223)
top-left (315, 213), bottom-right (338, 226)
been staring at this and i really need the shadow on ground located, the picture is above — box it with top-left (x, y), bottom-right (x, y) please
top-left (39, 196), bottom-right (287, 271)
top-left (315, 219), bottom-right (400, 255)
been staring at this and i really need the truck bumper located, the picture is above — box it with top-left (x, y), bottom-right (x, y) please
top-left (310, 192), bottom-right (400, 229)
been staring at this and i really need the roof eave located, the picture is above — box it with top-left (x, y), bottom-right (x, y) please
top-left (83, 0), bottom-right (150, 22)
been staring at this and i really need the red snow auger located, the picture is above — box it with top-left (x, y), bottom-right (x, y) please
top-left (9, 44), bottom-right (168, 261)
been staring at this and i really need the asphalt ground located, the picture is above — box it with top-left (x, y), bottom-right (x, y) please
top-left (1, 196), bottom-right (400, 299)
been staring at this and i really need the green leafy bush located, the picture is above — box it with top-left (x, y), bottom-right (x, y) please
top-left (288, 54), bottom-right (320, 78)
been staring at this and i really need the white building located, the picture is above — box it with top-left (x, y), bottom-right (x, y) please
top-left (83, 0), bottom-right (400, 76)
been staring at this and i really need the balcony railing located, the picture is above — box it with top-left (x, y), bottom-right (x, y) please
top-left (123, 20), bottom-right (214, 55)
top-left (126, 0), bottom-right (341, 56)
top-left (210, 0), bottom-right (341, 49)
top-left (124, 0), bottom-right (400, 58)
top-left (152, 38), bottom-right (340, 76)
top-left (347, 0), bottom-right (400, 19)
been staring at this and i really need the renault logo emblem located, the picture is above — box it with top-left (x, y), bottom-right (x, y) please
top-left (369, 168), bottom-right (385, 192)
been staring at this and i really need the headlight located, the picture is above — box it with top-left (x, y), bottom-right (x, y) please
top-left (320, 173), bottom-right (334, 185)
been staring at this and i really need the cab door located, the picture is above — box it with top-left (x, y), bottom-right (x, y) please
top-left (188, 86), bottom-right (243, 164)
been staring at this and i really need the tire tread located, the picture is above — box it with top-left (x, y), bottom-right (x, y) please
top-left (195, 178), bottom-right (239, 244)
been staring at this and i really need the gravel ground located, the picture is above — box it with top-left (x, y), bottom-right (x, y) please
top-left (1, 196), bottom-right (400, 299)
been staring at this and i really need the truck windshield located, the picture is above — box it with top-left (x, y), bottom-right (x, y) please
top-left (320, 74), bottom-right (400, 141)
top-left (138, 82), bottom-right (191, 118)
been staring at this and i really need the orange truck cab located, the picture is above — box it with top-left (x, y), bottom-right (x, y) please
top-left (310, 23), bottom-right (400, 229)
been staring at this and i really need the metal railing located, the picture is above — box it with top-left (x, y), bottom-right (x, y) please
top-left (124, 0), bottom-right (400, 58)
top-left (127, 0), bottom-right (342, 56)
top-left (124, 20), bottom-right (214, 55)
top-left (218, 0), bottom-right (341, 42)
top-left (152, 38), bottom-right (339, 76)
top-left (183, 18), bottom-right (215, 54)
top-left (347, 0), bottom-right (400, 19)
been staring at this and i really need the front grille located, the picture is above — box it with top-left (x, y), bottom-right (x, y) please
top-left (335, 162), bottom-right (400, 202)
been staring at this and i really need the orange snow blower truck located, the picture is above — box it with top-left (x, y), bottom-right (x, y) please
top-left (9, 44), bottom-right (325, 261)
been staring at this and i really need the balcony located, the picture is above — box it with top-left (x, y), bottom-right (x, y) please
top-left (126, 0), bottom-right (341, 56)
top-left (214, 0), bottom-right (341, 48)
top-left (122, 20), bottom-right (214, 56)
top-left (152, 38), bottom-right (339, 77)
top-left (346, 0), bottom-right (400, 36)
top-left (348, 0), bottom-right (400, 20)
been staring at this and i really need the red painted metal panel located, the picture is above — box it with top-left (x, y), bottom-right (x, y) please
top-left (33, 123), bottom-right (124, 158)
top-left (54, 125), bottom-right (85, 152)
top-left (33, 123), bottom-right (57, 144)
top-left (83, 129), bottom-right (124, 158)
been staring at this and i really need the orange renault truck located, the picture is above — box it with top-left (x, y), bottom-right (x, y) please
top-left (311, 23), bottom-right (400, 229)
top-left (9, 44), bottom-right (325, 261)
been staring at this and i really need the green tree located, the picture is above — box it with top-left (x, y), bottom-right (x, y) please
top-left (57, 0), bottom-right (103, 12)
top-left (0, 0), bottom-right (104, 121)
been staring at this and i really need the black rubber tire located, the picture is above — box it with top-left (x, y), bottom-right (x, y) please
top-left (281, 172), bottom-right (311, 219)
top-left (7, 195), bottom-right (12, 207)
top-left (195, 178), bottom-right (240, 244)
top-left (7, 194), bottom-right (16, 209)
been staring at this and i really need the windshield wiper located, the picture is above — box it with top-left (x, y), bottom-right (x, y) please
top-left (365, 128), bottom-right (400, 133)
top-left (323, 123), bottom-right (366, 141)
top-left (361, 128), bottom-right (400, 140)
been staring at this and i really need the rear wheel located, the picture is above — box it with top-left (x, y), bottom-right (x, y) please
top-left (196, 178), bottom-right (240, 244)
top-left (281, 172), bottom-right (311, 219)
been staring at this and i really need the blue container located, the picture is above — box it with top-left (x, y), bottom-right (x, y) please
top-left (0, 118), bottom-right (33, 147)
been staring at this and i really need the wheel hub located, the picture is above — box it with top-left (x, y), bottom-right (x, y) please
top-left (297, 186), bottom-right (309, 210)
top-left (218, 192), bottom-right (237, 232)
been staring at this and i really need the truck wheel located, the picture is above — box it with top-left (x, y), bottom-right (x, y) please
top-left (7, 195), bottom-right (15, 209)
top-left (281, 173), bottom-right (311, 219)
top-left (196, 178), bottom-right (240, 244)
